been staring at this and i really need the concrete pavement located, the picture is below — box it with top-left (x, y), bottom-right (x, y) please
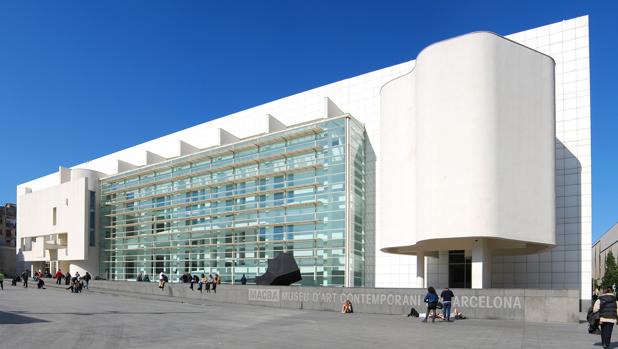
top-left (0, 285), bottom-right (601, 349)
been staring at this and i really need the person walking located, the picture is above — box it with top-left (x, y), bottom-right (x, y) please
top-left (65, 271), bottom-right (71, 285)
top-left (54, 269), bottom-right (63, 285)
top-left (593, 287), bottom-right (618, 349)
top-left (0, 272), bottom-right (4, 290)
top-left (422, 286), bottom-right (439, 323)
top-left (212, 274), bottom-right (218, 294)
top-left (199, 273), bottom-right (206, 293)
top-left (21, 269), bottom-right (29, 288)
top-left (83, 272), bottom-right (91, 289)
top-left (206, 274), bottom-right (213, 293)
top-left (240, 274), bottom-right (247, 285)
top-left (440, 287), bottom-right (455, 321)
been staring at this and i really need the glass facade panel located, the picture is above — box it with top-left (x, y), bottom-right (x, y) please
top-left (100, 116), bottom-right (365, 286)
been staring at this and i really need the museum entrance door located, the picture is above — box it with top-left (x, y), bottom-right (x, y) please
top-left (448, 250), bottom-right (471, 288)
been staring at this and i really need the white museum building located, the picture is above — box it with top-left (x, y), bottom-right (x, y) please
top-left (16, 16), bottom-right (591, 306)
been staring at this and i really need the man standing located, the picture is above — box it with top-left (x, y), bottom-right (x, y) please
top-left (593, 287), bottom-right (618, 349)
top-left (21, 269), bottom-right (29, 288)
top-left (440, 287), bottom-right (455, 322)
top-left (83, 272), bottom-right (92, 289)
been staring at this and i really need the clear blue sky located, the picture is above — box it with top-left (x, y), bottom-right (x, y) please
top-left (0, 1), bottom-right (615, 241)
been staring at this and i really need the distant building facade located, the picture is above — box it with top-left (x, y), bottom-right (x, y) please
top-left (592, 223), bottom-right (618, 285)
top-left (0, 203), bottom-right (16, 274)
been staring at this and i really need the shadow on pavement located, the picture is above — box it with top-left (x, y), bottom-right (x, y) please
top-left (0, 311), bottom-right (50, 324)
top-left (11, 310), bottom-right (204, 316)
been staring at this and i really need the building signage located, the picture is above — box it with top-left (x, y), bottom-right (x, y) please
top-left (248, 288), bottom-right (521, 310)
top-left (248, 288), bottom-right (280, 302)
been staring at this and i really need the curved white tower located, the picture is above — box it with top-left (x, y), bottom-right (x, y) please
top-left (380, 32), bottom-right (556, 288)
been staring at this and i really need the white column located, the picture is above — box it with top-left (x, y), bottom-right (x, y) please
top-left (416, 252), bottom-right (425, 288)
top-left (472, 239), bottom-right (492, 289)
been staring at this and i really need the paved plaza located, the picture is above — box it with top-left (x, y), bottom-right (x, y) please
top-left (0, 285), bottom-right (602, 349)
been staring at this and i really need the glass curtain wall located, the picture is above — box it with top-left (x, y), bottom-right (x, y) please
top-left (99, 116), bottom-right (366, 286)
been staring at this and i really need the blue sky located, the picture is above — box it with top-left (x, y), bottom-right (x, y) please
top-left (0, 1), bottom-right (615, 241)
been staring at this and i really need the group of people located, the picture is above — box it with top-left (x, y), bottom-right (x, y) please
top-left (155, 271), bottom-right (248, 291)
top-left (0, 269), bottom-right (91, 293)
top-left (401, 286), bottom-right (466, 322)
top-left (51, 269), bottom-right (92, 292)
top-left (420, 286), bottom-right (457, 322)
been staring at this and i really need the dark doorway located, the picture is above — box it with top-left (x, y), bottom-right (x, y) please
top-left (448, 250), bottom-right (471, 288)
top-left (155, 255), bottom-right (165, 274)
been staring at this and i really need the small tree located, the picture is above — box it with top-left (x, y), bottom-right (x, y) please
top-left (602, 251), bottom-right (618, 290)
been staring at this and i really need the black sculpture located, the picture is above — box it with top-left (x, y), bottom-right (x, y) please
top-left (256, 252), bottom-right (302, 285)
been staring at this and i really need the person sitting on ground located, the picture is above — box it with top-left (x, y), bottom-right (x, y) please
top-left (341, 300), bottom-right (354, 314)
top-left (37, 277), bottom-right (46, 289)
top-left (452, 308), bottom-right (466, 320)
top-left (143, 274), bottom-right (150, 282)
top-left (158, 272), bottom-right (168, 289)
top-left (240, 274), bottom-right (247, 285)
top-left (68, 276), bottom-right (78, 293)
top-left (137, 272), bottom-right (143, 282)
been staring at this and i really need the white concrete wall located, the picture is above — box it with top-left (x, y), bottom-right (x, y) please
top-left (498, 17), bottom-right (591, 298)
top-left (16, 168), bottom-right (102, 277)
top-left (415, 32), bottom-right (555, 248)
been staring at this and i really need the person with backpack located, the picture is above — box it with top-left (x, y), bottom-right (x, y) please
top-left (422, 286), bottom-right (439, 323)
top-left (593, 287), bottom-right (618, 349)
top-left (440, 287), bottom-right (455, 321)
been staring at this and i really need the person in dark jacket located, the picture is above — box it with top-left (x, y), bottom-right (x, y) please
top-left (440, 287), bottom-right (455, 321)
top-left (240, 274), bottom-right (247, 285)
top-left (83, 272), bottom-right (92, 289)
top-left (423, 286), bottom-right (439, 323)
top-left (21, 270), bottom-right (29, 288)
top-left (593, 287), bottom-right (618, 349)
top-left (37, 278), bottom-right (46, 289)
top-left (65, 271), bottom-right (71, 285)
